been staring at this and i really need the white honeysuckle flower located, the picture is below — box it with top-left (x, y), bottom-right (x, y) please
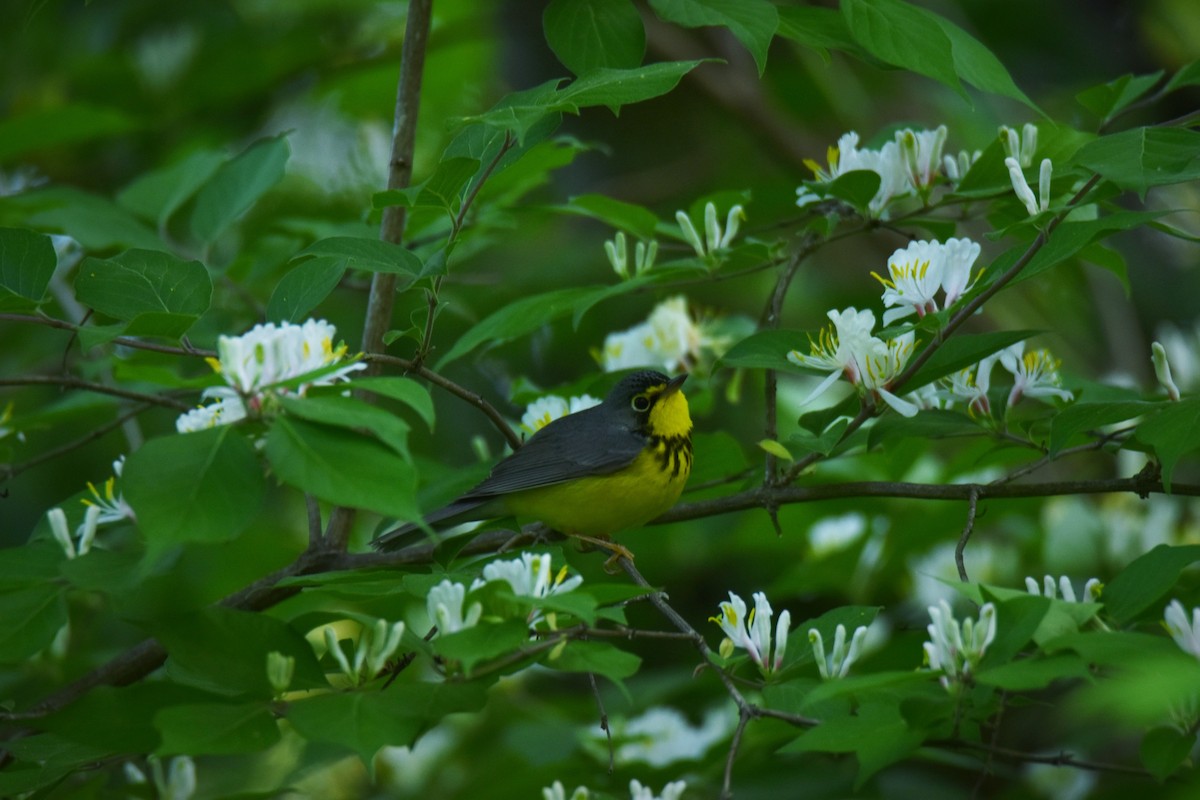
top-left (323, 627), bottom-right (355, 680)
top-left (47, 505), bottom-right (101, 559)
top-left (800, 131), bottom-right (912, 217)
top-left (162, 756), bottom-right (197, 800)
top-left (1000, 343), bottom-right (1074, 406)
top-left (676, 210), bottom-right (705, 257)
top-left (1151, 341), bottom-right (1182, 401)
top-left (629, 779), bottom-right (687, 800)
top-left (896, 125), bottom-right (948, 192)
top-left (809, 623), bottom-right (869, 679)
top-left (859, 331), bottom-right (919, 417)
top-left (1164, 600), bottom-right (1200, 660)
top-left (923, 599), bottom-right (997, 690)
top-left (476, 552), bottom-right (583, 603)
top-left (1005, 157), bottom-right (1041, 216)
top-left (1155, 321), bottom-right (1200, 391)
top-left (1024, 575), bottom-right (1102, 603)
top-left (177, 319), bottom-right (365, 432)
top-left (908, 382), bottom-right (953, 411)
top-left (874, 241), bottom-right (946, 324)
top-left (47, 508), bottom-right (75, 559)
top-left (874, 237), bottom-right (982, 324)
top-left (266, 651), bottom-right (295, 695)
top-left (787, 306), bottom-right (886, 405)
top-left (710, 591), bottom-right (790, 675)
top-left (606, 231), bottom-right (630, 279)
top-left (543, 781), bottom-right (591, 800)
top-left (427, 579), bottom-right (483, 635)
top-left (606, 232), bottom-right (659, 280)
top-left (83, 456), bottom-right (135, 525)
top-left (324, 619), bottom-right (406, 684)
top-left (942, 367), bottom-right (989, 416)
top-left (1000, 123), bottom-right (1038, 168)
top-left (520, 394), bottom-right (601, 435)
top-left (942, 149), bottom-right (981, 184)
top-left (175, 394), bottom-right (248, 433)
top-left (601, 296), bottom-right (707, 372)
top-left (607, 706), bottom-right (734, 767)
top-left (938, 237), bottom-right (983, 308)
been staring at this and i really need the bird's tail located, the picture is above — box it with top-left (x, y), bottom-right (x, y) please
top-left (370, 497), bottom-right (495, 552)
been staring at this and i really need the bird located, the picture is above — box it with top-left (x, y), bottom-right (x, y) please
top-left (371, 370), bottom-right (693, 562)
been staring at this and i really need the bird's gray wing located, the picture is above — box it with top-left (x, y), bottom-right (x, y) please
top-left (464, 409), bottom-right (645, 499)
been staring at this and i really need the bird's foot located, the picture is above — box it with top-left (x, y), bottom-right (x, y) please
top-left (572, 534), bottom-right (635, 573)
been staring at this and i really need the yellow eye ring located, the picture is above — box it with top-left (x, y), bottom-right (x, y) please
top-left (631, 395), bottom-right (651, 412)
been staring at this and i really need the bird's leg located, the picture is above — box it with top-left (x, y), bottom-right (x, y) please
top-left (571, 533), bottom-right (635, 573)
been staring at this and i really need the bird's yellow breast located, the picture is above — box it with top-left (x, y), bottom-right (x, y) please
top-left (504, 436), bottom-right (692, 537)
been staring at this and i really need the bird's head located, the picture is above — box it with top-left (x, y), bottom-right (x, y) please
top-left (605, 370), bottom-right (692, 439)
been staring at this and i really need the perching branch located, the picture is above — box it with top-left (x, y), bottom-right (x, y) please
top-left (0, 376), bottom-right (191, 411)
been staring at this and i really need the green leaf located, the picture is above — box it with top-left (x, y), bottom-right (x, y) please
top-left (277, 394), bottom-right (413, 460)
top-left (436, 286), bottom-right (598, 368)
top-left (74, 249), bottom-right (212, 329)
top-left (868, 409), bottom-right (982, 449)
top-left (39, 683), bottom-right (213, 753)
top-left (286, 682), bottom-right (487, 764)
top-left (0, 227), bottom-right (56, 301)
top-left (1140, 725), bottom-right (1196, 782)
top-left (787, 419), bottom-right (849, 458)
top-left (544, 0), bottom-right (645, 75)
top-left (0, 104), bottom-right (136, 161)
top-left (1135, 395), bottom-right (1200, 490)
top-left (648, 0), bottom-right (779, 75)
top-left (156, 702), bottom-right (281, 755)
top-left (776, 6), bottom-right (863, 61)
top-left (841, 0), bottom-right (963, 99)
top-left (1162, 59), bottom-right (1200, 95)
top-left (433, 621), bottom-right (532, 674)
top-left (1073, 127), bottom-right (1200, 198)
top-left (560, 193), bottom-right (660, 239)
top-left (295, 236), bottom-right (423, 276)
top-left (190, 135), bottom-right (290, 243)
top-left (346, 376), bottom-right (436, 431)
top-left (717, 329), bottom-right (812, 371)
top-left (1076, 71), bottom-right (1164, 121)
top-left (1047, 400), bottom-right (1157, 455)
top-left (757, 438), bottom-right (793, 461)
top-left (821, 170), bottom-right (881, 211)
top-left (557, 60), bottom-right (708, 112)
top-left (123, 426), bottom-right (265, 553)
top-left (153, 607), bottom-right (328, 697)
top-left (117, 149), bottom-right (226, 226)
top-left (974, 653), bottom-right (1092, 691)
top-left (978, 592), bottom-right (1049, 666)
top-left (931, 13), bottom-right (1037, 111)
top-left (1102, 544), bottom-right (1200, 625)
top-left (267, 256), bottom-right (347, 322)
top-left (904, 330), bottom-right (1038, 391)
top-left (0, 584), bottom-right (67, 664)
top-left (785, 701), bottom-right (924, 786)
top-left (549, 639), bottom-right (641, 681)
top-left (265, 416), bottom-right (419, 522)
top-left (26, 188), bottom-right (163, 250)
top-left (993, 211), bottom-right (1165, 286)
top-left (417, 157), bottom-right (481, 215)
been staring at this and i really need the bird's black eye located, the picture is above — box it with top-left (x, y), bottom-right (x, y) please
top-left (631, 394), bottom-right (651, 412)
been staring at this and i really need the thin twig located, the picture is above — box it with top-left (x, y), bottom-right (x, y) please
top-left (0, 313), bottom-right (213, 358)
top-left (305, 495), bottom-right (323, 550)
top-left (1, 403), bottom-right (151, 484)
top-left (365, 352), bottom-right (522, 450)
top-left (722, 709), bottom-right (751, 800)
top-left (361, 0), bottom-right (434, 362)
top-left (588, 672), bottom-right (615, 774)
top-left (955, 486), bottom-right (981, 582)
top-left (0, 376), bottom-right (191, 411)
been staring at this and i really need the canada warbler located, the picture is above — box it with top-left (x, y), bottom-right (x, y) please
top-left (371, 370), bottom-right (692, 556)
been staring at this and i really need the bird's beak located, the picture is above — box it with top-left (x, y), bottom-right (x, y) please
top-left (664, 373), bottom-right (688, 396)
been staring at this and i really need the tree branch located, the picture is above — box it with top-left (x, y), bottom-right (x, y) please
top-left (0, 376), bottom-right (191, 411)
top-left (0, 313), bottom-right (214, 358)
